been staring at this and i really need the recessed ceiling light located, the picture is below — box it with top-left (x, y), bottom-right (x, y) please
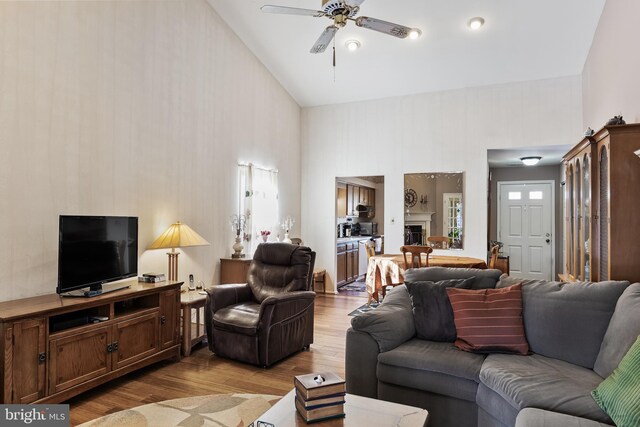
top-left (468, 17), bottom-right (485, 30)
top-left (345, 39), bottom-right (361, 51)
top-left (408, 28), bottom-right (422, 40)
top-left (520, 156), bottom-right (542, 166)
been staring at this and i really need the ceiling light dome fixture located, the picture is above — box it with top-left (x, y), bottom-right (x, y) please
top-left (520, 156), bottom-right (542, 166)
top-left (345, 39), bottom-right (361, 51)
top-left (408, 28), bottom-right (422, 40)
top-left (468, 17), bottom-right (485, 30)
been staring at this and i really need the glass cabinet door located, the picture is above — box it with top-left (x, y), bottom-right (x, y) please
top-left (582, 154), bottom-right (591, 281)
top-left (567, 165), bottom-right (574, 277)
top-left (575, 160), bottom-right (582, 280)
top-left (599, 146), bottom-right (610, 280)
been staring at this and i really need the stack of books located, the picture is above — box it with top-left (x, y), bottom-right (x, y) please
top-left (294, 372), bottom-right (346, 423)
top-left (137, 272), bottom-right (166, 283)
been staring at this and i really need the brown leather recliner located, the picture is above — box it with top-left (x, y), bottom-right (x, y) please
top-left (205, 243), bottom-right (316, 367)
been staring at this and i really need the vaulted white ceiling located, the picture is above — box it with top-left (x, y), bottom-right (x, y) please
top-left (208, 0), bottom-right (605, 107)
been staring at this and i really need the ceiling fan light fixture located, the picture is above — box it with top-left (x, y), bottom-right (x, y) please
top-left (345, 39), bottom-right (361, 51)
top-left (468, 17), bottom-right (485, 31)
top-left (520, 156), bottom-right (542, 166)
top-left (408, 28), bottom-right (422, 40)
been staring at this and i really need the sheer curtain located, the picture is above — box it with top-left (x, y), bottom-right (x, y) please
top-left (238, 164), bottom-right (279, 255)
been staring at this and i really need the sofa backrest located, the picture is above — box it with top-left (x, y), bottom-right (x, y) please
top-left (593, 283), bottom-right (640, 378)
top-left (498, 275), bottom-right (630, 369)
top-left (404, 267), bottom-right (502, 290)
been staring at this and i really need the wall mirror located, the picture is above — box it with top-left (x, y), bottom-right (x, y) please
top-left (404, 172), bottom-right (464, 250)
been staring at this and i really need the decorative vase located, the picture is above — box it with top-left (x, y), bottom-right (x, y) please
top-left (232, 235), bottom-right (245, 258)
top-left (262, 235), bottom-right (268, 243)
top-left (282, 232), bottom-right (292, 244)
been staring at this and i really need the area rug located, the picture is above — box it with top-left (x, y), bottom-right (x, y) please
top-left (339, 281), bottom-right (367, 292)
top-left (77, 393), bottom-right (281, 427)
top-left (348, 302), bottom-right (380, 316)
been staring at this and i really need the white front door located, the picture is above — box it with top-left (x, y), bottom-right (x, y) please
top-left (498, 182), bottom-right (554, 280)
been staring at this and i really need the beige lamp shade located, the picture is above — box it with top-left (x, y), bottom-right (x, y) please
top-left (148, 221), bottom-right (209, 283)
top-left (148, 221), bottom-right (210, 250)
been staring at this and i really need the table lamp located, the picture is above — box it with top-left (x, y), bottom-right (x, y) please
top-left (148, 221), bottom-right (210, 282)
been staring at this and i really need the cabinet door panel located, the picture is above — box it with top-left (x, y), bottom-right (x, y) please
top-left (113, 312), bottom-right (159, 370)
top-left (159, 290), bottom-right (179, 349)
top-left (8, 319), bottom-right (46, 403)
top-left (336, 252), bottom-right (347, 286)
top-left (49, 326), bottom-right (111, 395)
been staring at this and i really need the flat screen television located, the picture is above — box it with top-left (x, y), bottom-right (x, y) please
top-left (57, 215), bottom-right (138, 295)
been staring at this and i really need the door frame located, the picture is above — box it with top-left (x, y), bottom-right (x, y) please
top-left (496, 180), bottom-right (556, 280)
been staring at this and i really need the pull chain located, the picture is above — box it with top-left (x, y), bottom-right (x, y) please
top-left (333, 37), bottom-right (336, 83)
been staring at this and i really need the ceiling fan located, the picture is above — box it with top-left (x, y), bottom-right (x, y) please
top-left (261, 0), bottom-right (420, 54)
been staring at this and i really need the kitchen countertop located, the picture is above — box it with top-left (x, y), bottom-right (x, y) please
top-left (336, 236), bottom-right (382, 244)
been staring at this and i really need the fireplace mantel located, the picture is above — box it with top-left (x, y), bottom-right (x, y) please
top-left (405, 212), bottom-right (436, 244)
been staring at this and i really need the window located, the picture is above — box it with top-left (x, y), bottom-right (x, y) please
top-left (529, 191), bottom-right (543, 200)
top-left (238, 164), bottom-right (279, 254)
top-left (508, 192), bottom-right (522, 200)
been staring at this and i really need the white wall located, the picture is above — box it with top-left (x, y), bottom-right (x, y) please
top-left (302, 76), bottom-right (583, 292)
top-left (583, 0), bottom-right (640, 127)
top-left (0, 0), bottom-right (301, 302)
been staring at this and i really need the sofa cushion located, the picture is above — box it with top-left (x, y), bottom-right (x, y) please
top-left (479, 353), bottom-right (611, 424)
top-left (405, 277), bottom-right (475, 342)
top-left (594, 283), bottom-right (640, 378)
top-left (592, 336), bottom-right (640, 427)
top-left (405, 267), bottom-right (501, 290)
top-left (350, 285), bottom-right (415, 352)
top-left (515, 408), bottom-right (613, 427)
top-left (377, 339), bottom-right (486, 402)
top-left (212, 302), bottom-right (260, 335)
top-left (498, 276), bottom-right (629, 368)
top-left (448, 284), bottom-right (529, 355)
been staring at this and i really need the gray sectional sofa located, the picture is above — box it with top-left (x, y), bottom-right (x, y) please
top-left (346, 267), bottom-right (640, 427)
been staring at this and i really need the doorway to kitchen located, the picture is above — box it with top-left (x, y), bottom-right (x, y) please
top-left (335, 176), bottom-right (385, 297)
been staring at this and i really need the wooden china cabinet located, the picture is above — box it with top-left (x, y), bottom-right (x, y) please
top-left (563, 124), bottom-right (640, 283)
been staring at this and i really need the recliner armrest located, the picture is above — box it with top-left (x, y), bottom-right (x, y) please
top-left (205, 283), bottom-right (253, 313)
top-left (259, 291), bottom-right (315, 324)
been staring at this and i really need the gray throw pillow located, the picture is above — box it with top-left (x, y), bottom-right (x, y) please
top-left (405, 277), bottom-right (475, 342)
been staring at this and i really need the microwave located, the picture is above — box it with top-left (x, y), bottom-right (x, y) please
top-left (359, 222), bottom-right (378, 236)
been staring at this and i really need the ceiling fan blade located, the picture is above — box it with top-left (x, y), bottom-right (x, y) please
top-left (344, 0), bottom-right (366, 7)
top-left (261, 5), bottom-right (325, 18)
top-left (310, 26), bottom-right (339, 54)
top-left (355, 16), bottom-right (413, 38)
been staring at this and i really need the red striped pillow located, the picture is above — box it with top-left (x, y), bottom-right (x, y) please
top-left (446, 284), bottom-right (529, 355)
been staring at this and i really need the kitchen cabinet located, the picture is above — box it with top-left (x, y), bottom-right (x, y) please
top-left (337, 183), bottom-right (347, 217)
top-left (564, 124), bottom-right (640, 283)
top-left (337, 241), bottom-right (361, 287)
top-left (336, 244), bottom-right (347, 287)
top-left (344, 184), bottom-right (376, 217)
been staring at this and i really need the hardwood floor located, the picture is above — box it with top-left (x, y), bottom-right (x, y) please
top-left (68, 293), bottom-right (366, 425)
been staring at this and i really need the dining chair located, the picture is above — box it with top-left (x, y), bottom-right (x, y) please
top-left (400, 245), bottom-right (434, 270)
top-left (365, 241), bottom-right (376, 259)
top-left (488, 244), bottom-right (500, 269)
top-left (427, 236), bottom-right (449, 249)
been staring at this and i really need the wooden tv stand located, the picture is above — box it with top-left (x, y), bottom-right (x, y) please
top-left (0, 280), bottom-right (182, 404)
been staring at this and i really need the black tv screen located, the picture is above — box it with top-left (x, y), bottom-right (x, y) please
top-left (57, 215), bottom-right (138, 294)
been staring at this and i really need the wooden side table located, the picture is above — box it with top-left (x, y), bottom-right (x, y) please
top-left (220, 258), bottom-right (251, 284)
top-left (313, 269), bottom-right (326, 293)
top-left (180, 290), bottom-right (208, 356)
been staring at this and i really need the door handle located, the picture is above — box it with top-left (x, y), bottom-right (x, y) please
top-left (546, 239), bottom-right (551, 244)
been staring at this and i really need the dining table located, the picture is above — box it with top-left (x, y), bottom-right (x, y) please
top-left (365, 253), bottom-right (488, 303)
